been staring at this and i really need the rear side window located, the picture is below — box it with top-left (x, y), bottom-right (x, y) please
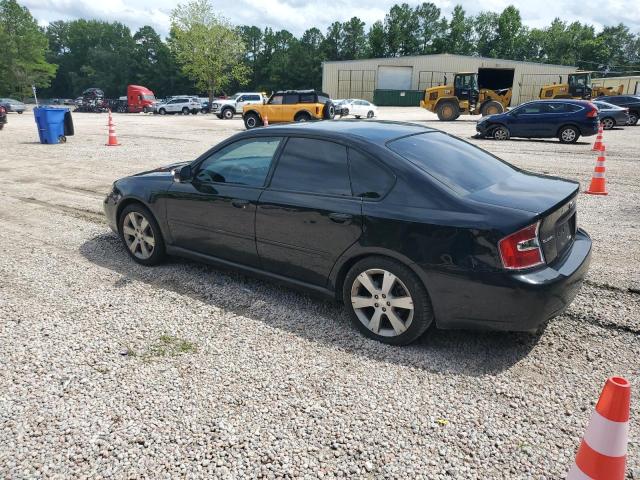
top-left (546, 103), bottom-right (581, 113)
top-left (283, 94), bottom-right (299, 104)
top-left (269, 138), bottom-right (351, 196)
top-left (348, 149), bottom-right (394, 199)
top-left (387, 132), bottom-right (517, 195)
top-left (299, 93), bottom-right (315, 103)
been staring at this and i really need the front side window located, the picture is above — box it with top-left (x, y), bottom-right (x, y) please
top-left (196, 137), bottom-right (282, 187)
top-left (269, 138), bottom-right (351, 196)
top-left (519, 103), bottom-right (547, 114)
top-left (269, 94), bottom-right (283, 105)
top-left (388, 132), bottom-right (518, 195)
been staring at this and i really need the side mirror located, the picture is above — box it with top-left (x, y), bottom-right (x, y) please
top-left (173, 165), bottom-right (192, 183)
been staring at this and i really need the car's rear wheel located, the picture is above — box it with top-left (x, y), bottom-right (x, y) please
top-left (323, 102), bottom-right (336, 120)
top-left (601, 117), bottom-right (615, 130)
top-left (118, 204), bottom-right (165, 266)
top-left (243, 112), bottom-right (262, 129)
top-left (17, 111), bottom-right (23, 115)
top-left (181, 107), bottom-right (189, 115)
top-left (295, 112), bottom-right (311, 122)
top-left (437, 101), bottom-right (460, 121)
top-left (559, 126), bottom-right (579, 143)
top-left (480, 100), bottom-right (504, 116)
top-left (492, 125), bottom-right (510, 140)
top-left (343, 257), bottom-right (433, 345)
top-left (222, 108), bottom-right (234, 119)
top-left (367, 110), bottom-right (375, 118)
top-left (628, 112), bottom-right (638, 126)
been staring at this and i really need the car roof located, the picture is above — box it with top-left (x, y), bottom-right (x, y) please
top-left (241, 120), bottom-right (435, 144)
top-left (523, 99), bottom-right (593, 105)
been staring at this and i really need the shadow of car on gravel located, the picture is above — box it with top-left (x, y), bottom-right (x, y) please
top-left (80, 232), bottom-right (543, 376)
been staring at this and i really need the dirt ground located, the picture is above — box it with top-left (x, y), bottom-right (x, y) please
top-left (0, 108), bottom-right (638, 478)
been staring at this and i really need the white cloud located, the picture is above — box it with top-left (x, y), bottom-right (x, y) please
top-left (23, 0), bottom-right (640, 38)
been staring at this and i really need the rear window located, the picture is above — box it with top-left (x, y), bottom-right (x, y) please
top-left (387, 132), bottom-right (517, 195)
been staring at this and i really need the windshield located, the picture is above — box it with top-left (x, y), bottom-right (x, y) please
top-left (230, 94), bottom-right (240, 100)
top-left (387, 132), bottom-right (518, 195)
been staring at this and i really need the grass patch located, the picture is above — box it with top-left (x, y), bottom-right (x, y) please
top-left (142, 334), bottom-right (198, 360)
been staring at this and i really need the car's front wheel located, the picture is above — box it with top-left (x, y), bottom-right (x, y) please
top-left (222, 108), bottom-right (234, 119)
top-left (243, 112), bottom-right (262, 129)
top-left (559, 125), bottom-right (579, 144)
top-left (601, 117), bottom-right (615, 130)
top-left (367, 111), bottom-right (375, 118)
top-left (492, 125), bottom-right (510, 140)
top-left (343, 257), bottom-right (433, 345)
top-left (158, 108), bottom-right (166, 115)
top-left (118, 204), bottom-right (166, 266)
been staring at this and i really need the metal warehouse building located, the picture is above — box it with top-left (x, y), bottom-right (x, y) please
top-left (322, 53), bottom-right (576, 106)
top-left (592, 75), bottom-right (640, 95)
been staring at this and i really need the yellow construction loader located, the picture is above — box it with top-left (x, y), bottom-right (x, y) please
top-left (420, 72), bottom-right (512, 121)
top-left (539, 72), bottom-right (624, 100)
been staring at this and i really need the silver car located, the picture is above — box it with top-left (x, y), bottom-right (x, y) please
top-left (593, 100), bottom-right (629, 130)
top-left (0, 98), bottom-right (26, 114)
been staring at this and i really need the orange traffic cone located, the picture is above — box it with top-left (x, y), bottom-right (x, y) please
top-left (263, 115), bottom-right (269, 127)
top-left (585, 146), bottom-right (608, 195)
top-left (567, 377), bottom-right (630, 479)
top-left (107, 109), bottom-right (113, 127)
top-left (592, 124), bottom-right (605, 151)
top-left (106, 117), bottom-right (120, 146)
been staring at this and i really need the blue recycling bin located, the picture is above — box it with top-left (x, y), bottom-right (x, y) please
top-left (34, 107), bottom-right (68, 144)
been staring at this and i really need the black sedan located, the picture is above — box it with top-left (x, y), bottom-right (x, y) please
top-left (598, 95), bottom-right (640, 126)
top-left (104, 121), bottom-right (591, 345)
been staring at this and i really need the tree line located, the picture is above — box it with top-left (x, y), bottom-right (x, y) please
top-left (1, 0), bottom-right (639, 100)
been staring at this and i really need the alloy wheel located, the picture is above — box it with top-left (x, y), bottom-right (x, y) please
top-left (367, 111), bottom-right (374, 118)
top-left (223, 109), bottom-right (234, 119)
top-left (122, 212), bottom-right (155, 260)
top-left (602, 118), bottom-right (614, 130)
top-left (493, 127), bottom-right (509, 140)
top-left (561, 128), bottom-right (577, 142)
top-left (350, 268), bottom-right (414, 337)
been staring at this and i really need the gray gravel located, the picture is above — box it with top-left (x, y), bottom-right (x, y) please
top-left (0, 109), bottom-right (639, 478)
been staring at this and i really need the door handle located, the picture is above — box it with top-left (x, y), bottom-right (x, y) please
top-left (329, 213), bottom-right (353, 224)
top-left (231, 199), bottom-right (250, 209)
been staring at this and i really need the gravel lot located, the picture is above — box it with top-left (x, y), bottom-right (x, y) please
top-left (1, 107), bottom-right (639, 479)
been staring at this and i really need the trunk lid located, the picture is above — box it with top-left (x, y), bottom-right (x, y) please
top-left (469, 172), bottom-right (580, 264)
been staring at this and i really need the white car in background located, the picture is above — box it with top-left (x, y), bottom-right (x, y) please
top-left (338, 99), bottom-right (378, 119)
top-left (155, 97), bottom-right (201, 115)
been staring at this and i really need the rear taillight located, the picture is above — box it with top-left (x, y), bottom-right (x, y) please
top-left (586, 106), bottom-right (598, 118)
top-left (498, 222), bottom-right (545, 270)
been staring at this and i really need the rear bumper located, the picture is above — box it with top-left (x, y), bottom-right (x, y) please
top-left (580, 122), bottom-right (600, 136)
top-left (426, 229), bottom-right (592, 331)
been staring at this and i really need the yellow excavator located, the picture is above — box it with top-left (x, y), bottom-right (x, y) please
top-left (420, 72), bottom-right (512, 121)
top-left (539, 72), bottom-right (624, 99)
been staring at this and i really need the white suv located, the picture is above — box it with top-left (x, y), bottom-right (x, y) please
top-left (156, 97), bottom-right (201, 115)
top-left (211, 92), bottom-right (266, 119)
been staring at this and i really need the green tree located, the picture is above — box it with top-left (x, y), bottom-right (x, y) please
top-left (341, 17), bottom-right (366, 59)
top-left (415, 2), bottom-right (444, 54)
top-left (445, 5), bottom-right (474, 55)
top-left (323, 21), bottom-right (343, 61)
top-left (367, 21), bottom-right (386, 57)
top-left (169, 0), bottom-right (248, 102)
top-left (0, 0), bottom-right (57, 97)
top-left (385, 3), bottom-right (420, 56)
top-left (494, 6), bottom-right (524, 59)
top-left (474, 11), bottom-right (499, 57)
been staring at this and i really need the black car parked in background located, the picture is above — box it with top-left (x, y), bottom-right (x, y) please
top-left (104, 121), bottom-right (591, 345)
top-left (592, 100), bottom-right (629, 130)
top-left (599, 95), bottom-right (640, 125)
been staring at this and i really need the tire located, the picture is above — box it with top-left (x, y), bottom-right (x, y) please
top-left (601, 117), bottom-right (615, 130)
top-left (480, 100), bottom-right (503, 116)
top-left (343, 256), bottom-right (433, 346)
top-left (58, 135), bottom-right (67, 143)
top-left (243, 112), bottom-right (262, 130)
top-left (492, 125), bottom-right (510, 140)
top-left (323, 101), bottom-right (336, 120)
top-left (559, 125), bottom-right (579, 144)
top-left (367, 110), bottom-right (375, 119)
top-left (181, 107), bottom-right (189, 115)
top-left (118, 204), bottom-right (166, 266)
top-left (294, 111), bottom-right (311, 122)
top-left (628, 112), bottom-right (639, 126)
top-left (436, 101), bottom-right (460, 121)
top-left (222, 108), bottom-right (234, 120)
top-left (191, 109), bottom-right (198, 115)
top-left (17, 111), bottom-right (23, 114)
top-left (342, 108), bottom-right (349, 116)
top-left (158, 108), bottom-right (166, 115)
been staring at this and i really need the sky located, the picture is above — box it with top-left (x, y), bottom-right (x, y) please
top-left (24, 0), bottom-right (640, 38)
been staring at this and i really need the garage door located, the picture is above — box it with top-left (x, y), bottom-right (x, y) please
top-left (377, 66), bottom-right (413, 90)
